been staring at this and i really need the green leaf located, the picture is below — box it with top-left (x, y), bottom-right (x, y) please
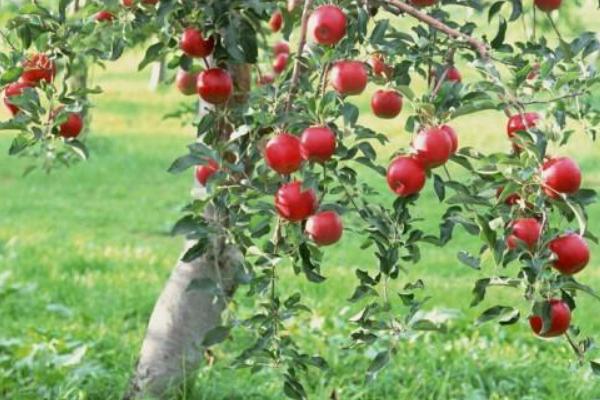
top-left (491, 18), bottom-right (507, 49)
top-left (433, 174), bottom-right (445, 201)
top-left (457, 251), bottom-right (481, 270)
top-left (138, 42), bottom-right (165, 71)
top-left (0, 67), bottom-right (23, 84)
top-left (342, 103), bottom-right (359, 127)
top-left (366, 350), bottom-right (390, 383)
top-left (348, 285), bottom-right (378, 303)
top-left (202, 326), bottom-right (230, 346)
top-left (476, 305), bottom-right (518, 325)
top-left (370, 19), bottom-right (389, 44)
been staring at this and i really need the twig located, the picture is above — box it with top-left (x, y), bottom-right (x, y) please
top-left (380, 0), bottom-right (489, 59)
top-left (284, 0), bottom-right (314, 112)
top-left (521, 91), bottom-right (585, 105)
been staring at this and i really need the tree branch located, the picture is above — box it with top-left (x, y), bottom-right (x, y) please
top-left (521, 91), bottom-right (585, 105)
top-left (284, 0), bottom-right (314, 112)
top-left (380, 0), bottom-right (489, 59)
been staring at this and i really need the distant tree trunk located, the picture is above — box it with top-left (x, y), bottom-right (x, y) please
top-left (125, 64), bottom-right (251, 399)
top-left (149, 59), bottom-right (166, 91)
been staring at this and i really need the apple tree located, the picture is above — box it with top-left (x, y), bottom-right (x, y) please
top-left (1, 0), bottom-right (600, 398)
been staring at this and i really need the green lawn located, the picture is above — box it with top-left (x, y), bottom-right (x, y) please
top-left (1, 47), bottom-right (600, 400)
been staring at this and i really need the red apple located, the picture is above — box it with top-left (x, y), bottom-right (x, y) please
top-left (542, 156), bottom-right (581, 198)
top-left (197, 68), bottom-right (233, 104)
top-left (369, 54), bottom-right (393, 78)
top-left (496, 186), bottom-right (522, 206)
top-left (180, 28), bottom-right (215, 58)
top-left (273, 41), bottom-right (290, 55)
top-left (412, 126), bottom-right (453, 169)
top-left (410, 0), bottom-right (438, 6)
top-left (122, 0), bottom-right (135, 6)
top-left (257, 73), bottom-right (275, 86)
top-left (445, 66), bottom-right (462, 83)
top-left (95, 10), bottom-right (115, 22)
top-left (507, 218), bottom-right (541, 250)
top-left (529, 299), bottom-right (571, 337)
top-left (440, 124), bottom-right (458, 155)
top-left (330, 61), bottom-right (367, 96)
top-left (56, 111), bottom-right (84, 138)
top-left (371, 89), bottom-right (402, 119)
top-left (272, 53), bottom-right (289, 75)
top-left (275, 181), bottom-right (318, 222)
top-left (269, 10), bottom-right (283, 32)
top-left (306, 211), bottom-right (343, 246)
top-left (549, 233), bottom-right (589, 275)
top-left (175, 69), bottom-right (199, 96)
top-left (506, 112), bottom-right (540, 139)
top-left (534, 0), bottom-right (561, 11)
top-left (387, 156), bottom-right (427, 197)
top-left (3, 82), bottom-right (33, 115)
top-left (307, 5), bottom-right (347, 46)
top-left (300, 126), bottom-right (336, 163)
top-left (265, 133), bottom-right (303, 174)
top-left (20, 53), bottom-right (55, 85)
top-left (195, 159), bottom-right (219, 186)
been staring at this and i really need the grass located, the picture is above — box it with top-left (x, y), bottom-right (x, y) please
top-left (2, 26), bottom-right (600, 400)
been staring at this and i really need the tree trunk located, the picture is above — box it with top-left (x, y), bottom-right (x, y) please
top-left (149, 59), bottom-right (166, 91)
top-left (125, 64), bottom-right (251, 399)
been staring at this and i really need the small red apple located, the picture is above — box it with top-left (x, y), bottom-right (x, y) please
top-left (410, 0), bottom-right (438, 7)
top-left (506, 112), bottom-right (540, 139)
top-left (95, 10), bottom-right (115, 22)
top-left (495, 186), bottom-right (522, 206)
top-left (387, 156), bottom-right (427, 197)
top-left (180, 28), bottom-right (215, 58)
top-left (306, 211), bottom-right (343, 246)
top-left (371, 89), bottom-right (402, 119)
top-left (195, 159), bottom-right (219, 186)
top-left (368, 54), bottom-right (393, 78)
top-left (534, 0), bottom-right (561, 12)
top-left (412, 126), bottom-right (453, 169)
top-left (275, 181), bottom-right (318, 222)
top-left (529, 299), bottom-right (571, 337)
top-left (307, 5), bottom-right (347, 46)
top-left (507, 218), bottom-right (541, 250)
top-left (273, 41), bottom-right (290, 55)
top-left (440, 124), bottom-right (458, 155)
top-left (56, 111), bottom-right (84, 138)
top-left (542, 156), bottom-right (581, 198)
top-left (330, 61), bottom-right (367, 96)
top-left (549, 233), bottom-right (589, 275)
top-left (175, 69), bottom-right (199, 96)
top-left (269, 10), bottom-right (283, 32)
top-left (265, 133), bottom-right (303, 174)
top-left (300, 126), bottom-right (336, 163)
top-left (121, 0), bottom-right (135, 7)
top-left (20, 53), bottom-right (56, 85)
top-left (257, 73), bottom-right (275, 86)
top-left (272, 53), bottom-right (289, 75)
top-left (197, 68), bottom-right (233, 104)
top-left (3, 82), bottom-right (33, 115)
top-left (445, 66), bottom-right (462, 83)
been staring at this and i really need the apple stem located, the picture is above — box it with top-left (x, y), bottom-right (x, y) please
top-left (284, 0), bottom-right (314, 113)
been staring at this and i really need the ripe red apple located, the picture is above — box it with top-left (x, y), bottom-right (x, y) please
top-left (265, 133), bottom-right (303, 174)
top-left (95, 10), bottom-right (115, 22)
top-left (445, 66), bottom-right (462, 83)
top-left (410, 0), bottom-right (438, 7)
top-left (272, 53), bottom-right (289, 75)
top-left (307, 5), bottom-right (347, 46)
top-left (506, 112), bottom-right (540, 138)
top-left (175, 69), bottom-right (199, 96)
top-left (495, 186), bottom-right (522, 206)
top-left (534, 0), bottom-right (561, 12)
top-left (412, 126), bottom-right (453, 169)
top-left (195, 159), bottom-right (219, 186)
top-left (197, 68), bottom-right (233, 104)
top-left (300, 126), bottom-right (336, 163)
top-left (548, 233), bottom-right (589, 275)
top-left (371, 89), bottom-right (402, 119)
top-left (56, 111), bottom-right (84, 138)
top-left (387, 156), bottom-right (427, 197)
top-left (529, 299), bottom-right (571, 337)
top-left (542, 156), bottom-right (581, 198)
top-left (507, 218), bottom-right (541, 250)
top-left (3, 82), bottom-right (33, 115)
top-left (20, 53), bottom-right (55, 85)
top-left (180, 28), bottom-right (215, 58)
top-left (269, 10), bottom-right (283, 32)
top-left (257, 73), bottom-right (275, 86)
top-left (368, 54), bottom-right (393, 78)
top-left (121, 0), bottom-right (134, 7)
top-left (330, 61), bottom-right (367, 96)
top-left (275, 181), bottom-right (318, 222)
top-left (306, 211), bottom-right (343, 246)
top-left (440, 124), bottom-right (458, 155)
top-left (273, 41), bottom-right (290, 55)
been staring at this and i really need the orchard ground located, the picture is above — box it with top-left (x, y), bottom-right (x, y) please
top-left (1, 50), bottom-right (600, 399)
